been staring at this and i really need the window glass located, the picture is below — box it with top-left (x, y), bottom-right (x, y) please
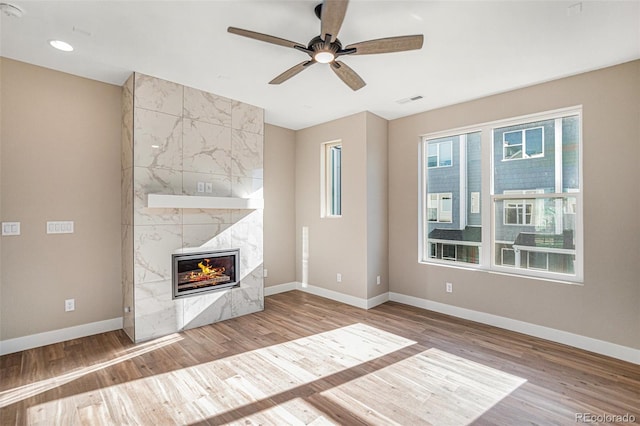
top-left (323, 142), bottom-right (342, 217)
top-left (439, 142), bottom-right (452, 167)
top-left (422, 109), bottom-right (581, 281)
top-left (426, 140), bottom-right (453, 168)
top-left (504, 131), bottom-right (523, 159)
top-left (525, 128), bottom-right (543, 157)
top-left (423, 132), bottom-right (481, 265)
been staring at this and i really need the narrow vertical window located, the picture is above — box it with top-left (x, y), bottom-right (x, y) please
top-left (322, 141), bottom-right (342, 217)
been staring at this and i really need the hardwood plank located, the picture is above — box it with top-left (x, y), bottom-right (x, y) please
top-left (1, 290), bottom-right (638, 425)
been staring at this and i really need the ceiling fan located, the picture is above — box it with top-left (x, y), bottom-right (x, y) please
top-left (227, 0), bottom-right (424, 91)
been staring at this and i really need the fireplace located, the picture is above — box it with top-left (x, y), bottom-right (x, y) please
top-left (172, 249), bottom-right (240, 298)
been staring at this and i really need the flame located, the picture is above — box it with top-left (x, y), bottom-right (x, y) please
top-left (187, 258), bottom-right (226, 282)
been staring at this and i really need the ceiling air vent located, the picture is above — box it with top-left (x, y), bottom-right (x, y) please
top-left (396, 95), bottom-right (424, 105)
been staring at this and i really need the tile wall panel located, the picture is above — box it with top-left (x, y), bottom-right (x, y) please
top-left (122, 73), bottom-right (264, 342)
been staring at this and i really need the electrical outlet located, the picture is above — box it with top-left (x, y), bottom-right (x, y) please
top-left (376, 275), bottom-right (381, 285)
top-left (205, 182), bottom-right (213, 193)
top-left (336, 273), bottom-right (342, 283)
top-left (65, 298), bottom-right (75, 312)
top-left (264, 268), bottom-right (268, 278)
top-left (197, 182), bottom-right (205, 193)
top-left (446, 282), bottom-right (453, 293)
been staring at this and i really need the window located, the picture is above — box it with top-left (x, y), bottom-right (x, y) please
top-left (421, 108), bottom-right (582, 282)
top-left (427, 140), bottom-right (452, 168)
top-left (427, 193), bottom-right (452, 223)
top-left (442, 244), bottom-right (457, 260)
top-left (528, 252), bottom-right (549, 271)
top-left (422, 132), bottom-right (482, 265)
top-left (501, 247), bottom-right (516, 266)
top-left (322, 141), bottom-right (342, 217)
top-left (503, 126), bottom-right (544, 160)
top-left (504, 200), bottom-right (533, 225)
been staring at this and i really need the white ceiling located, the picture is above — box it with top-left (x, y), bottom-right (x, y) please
top-left (1, 1), bottom-right (639, 130)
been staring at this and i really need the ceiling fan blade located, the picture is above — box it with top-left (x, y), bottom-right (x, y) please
top-left (228, 27), bottom-right (306, 50)
top-left (330, 61), bottom-right (365, 91)
top-left (269, 60), bottom-right (315, 85)
top-left (344, 35), bottom-right (424, 55)
top-left (320, 0), bottom-right (349, 43)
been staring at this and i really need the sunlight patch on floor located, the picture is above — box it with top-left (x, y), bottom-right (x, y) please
top-left (320, 347), bottom-right (527, 425)
top-left (26, 324), bottom-right (416, 424)
top-left (0, 333), bottom-right (183, 408)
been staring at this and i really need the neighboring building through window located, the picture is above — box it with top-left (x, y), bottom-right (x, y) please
top-left (427, 193), bottom-right (452, 222)
top-left (423, 132), bottom-right (482, 265)
top-left (427, 140), bottom-right (453, 168)
top-left (421, 108), bottom-right (582, 282)
top-left (322, 141), bottom-right (342, 217)
top-left (503, 126), bottom-right (544, 160)
top-left (502, 190), bottom-right (544, 226)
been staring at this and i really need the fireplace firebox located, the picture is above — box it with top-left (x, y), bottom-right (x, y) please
top-left (172, 249), bottom-right (239, 298)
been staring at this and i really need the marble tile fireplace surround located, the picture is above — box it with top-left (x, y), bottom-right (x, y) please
top-left (121, 73), bottom-right (264, 343)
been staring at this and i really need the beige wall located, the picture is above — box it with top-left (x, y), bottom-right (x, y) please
top-left (366, 113), bottom-right (389, 298)
top-left (2, 55), bottom-right (636, 353)
top-left (388, 60), bottom-right (640, 349)
top-left (0, 58), bottom-right (4, 336)
top-left (296, 113), bottom-right (369, 299)
top-left (294, 112), bottom-right (390, 302)
top-left (0, 59), bottom-right (122, 340)
top-left (264, 124), bottom-right (296, 287)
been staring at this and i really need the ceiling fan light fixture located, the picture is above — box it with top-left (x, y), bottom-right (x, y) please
top-left (314, 50), bottom-right (335, 64)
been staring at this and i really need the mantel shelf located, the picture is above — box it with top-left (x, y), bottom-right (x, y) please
top-left (147, 194), bottom-right (263, 210)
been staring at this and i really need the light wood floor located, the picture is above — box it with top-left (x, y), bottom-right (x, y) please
top-left (1, 291), bottom-right (639, 425)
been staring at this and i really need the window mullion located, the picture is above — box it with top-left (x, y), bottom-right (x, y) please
top-left (482, 127), bottom-right (493, 268)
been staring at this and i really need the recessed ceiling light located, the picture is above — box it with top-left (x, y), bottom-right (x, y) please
top-left (49, 40), bottom-right (74, 52)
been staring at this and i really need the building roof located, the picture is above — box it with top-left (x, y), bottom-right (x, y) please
top-left (513, 231), bottom-right (574, 250)
top-left (428, 226), bottom-right (482, 243)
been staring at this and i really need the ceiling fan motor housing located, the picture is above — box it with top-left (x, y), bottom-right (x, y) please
top-left (309, 36), bottom-right (341, 56)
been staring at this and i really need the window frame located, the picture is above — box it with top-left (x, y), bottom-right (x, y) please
top-left (419, 106), bottom-right (583, 284)
top-left (321, 140), bottom-right (342, 218)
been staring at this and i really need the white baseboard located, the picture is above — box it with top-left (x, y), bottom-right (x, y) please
top-left (298, 283), bottom-right (368, 309)
top-left (0, 317), bottom-right (123, 356)
top-left (264, 282), bottom-right (299, 296)
top-left (367, 292), bottom-right (389, 309)
top-left (8, 290), bottom-right (634, 365)
top-left (388, 292), bottom-right (640, 365)
top-left (265, 281), bottom-right (388, 310)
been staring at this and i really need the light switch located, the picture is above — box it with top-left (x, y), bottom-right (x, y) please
top-left (197, 182), bottom-right (205, 193)
top-left (47, 221), bottom-right (74, 234)
top-left (2, 222), bottom-right (20, 236)
top-left (205, 182), bottom-right (213, 193)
